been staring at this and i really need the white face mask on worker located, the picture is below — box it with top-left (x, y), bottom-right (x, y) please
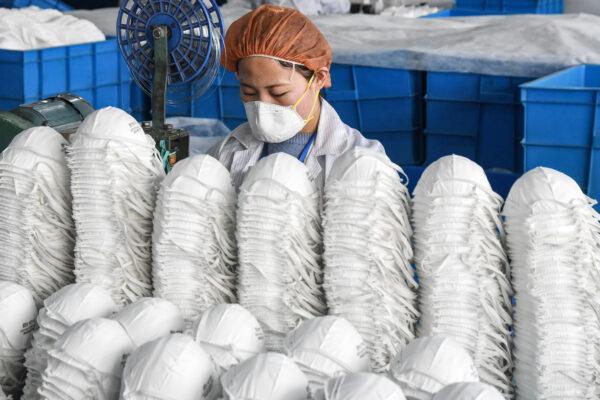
top-left (244, 75), bottom-right (319, 144)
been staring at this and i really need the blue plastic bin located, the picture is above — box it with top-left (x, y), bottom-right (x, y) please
top-left (0, 0), bottom-right (72, 10)
top-left (133, 64), bottom-right (425, 165)
top-left (455, 0), bottom-right (562, 13)
top-left (521, 64), bottom-right (600, 203)
top-left (425, 71), bottom-right (533, 172)
top-left (0, 38), bottom-right (133, 113)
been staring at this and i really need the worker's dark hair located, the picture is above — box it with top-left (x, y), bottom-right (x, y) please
top-left (278, 60), bottom-right (314, 81)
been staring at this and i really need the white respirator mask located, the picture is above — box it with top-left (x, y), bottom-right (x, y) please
top-left (244, 72), bottom-right (320, 143)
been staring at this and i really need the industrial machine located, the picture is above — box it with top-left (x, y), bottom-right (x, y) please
top-left (117, 0), bottom-right (224, 170)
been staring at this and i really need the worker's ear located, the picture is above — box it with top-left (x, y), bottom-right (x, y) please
top-left (313, 67), bottom-right (330, 91)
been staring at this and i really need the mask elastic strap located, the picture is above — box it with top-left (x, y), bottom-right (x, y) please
top-left (292, 74), bottom-right (320, 123)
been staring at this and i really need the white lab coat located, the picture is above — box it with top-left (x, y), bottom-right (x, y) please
top-left (210, 99), bottom-right (384, 192)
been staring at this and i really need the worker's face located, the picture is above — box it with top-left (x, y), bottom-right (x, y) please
top-left (237, 57), bottom-right (319, 120)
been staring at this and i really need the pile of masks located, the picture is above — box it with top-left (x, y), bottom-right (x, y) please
top-left (236, 153), bottom-right (325, 351)
top-left (284, 316), bottom-right (370, 397)
top-left (323, 148), bottom-right (417, 372)
top-left (39, 297), bottom-right (184, 400)
top-left (0, 281), bottom-right (37, 397)
top-left (388, 336), bottom-right (480, 399)
top-left (193, 304), bottom-right (266, 374)
top-left (412, 155), bottom-right (513, 396)
top-left (319, 373), bottom-right (406, 400)
top-left (503, 167), bottom-right (600, 400)
top-left (0, 127), bottom-right (75, 305)
top-left (67, 107), bottom-right (165, 306)
top-left (21, 283), bottom-right (117, 400)
top-left (153, 155), bottom-right (237, 330)
top-left (121, 334), bottom-right (220, 400)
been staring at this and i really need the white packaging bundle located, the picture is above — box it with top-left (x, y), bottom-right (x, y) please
top-left (503, 167), bottom-right (600, 400)
top-left (112, 297), bottom-right (185, 347)
top-left (193, 304), bottom-right (266, 373)
top-left (21, 283), bottom-right (117, 400)
top-left (220, 352), bottom-right (308, 400)
top-left (388, 336), bottom-right (479, 400)
top-left (39, 318), bottom-right (135, 400)
top-left (432, 382), bottom-right (504, 400)
top-left (323, 148), bottom-right (416, 372)
top-left (0, 127), bottom-right (75, 305)
top-left (153, 155), bottom-right (237, 330)
top-left (412, 155), bottom-right (512, 396)
top-left (120, 334), bottom-right (220, 400)
top-left (284, 316), bottom-right (369, 396)
top-left (0, 281), bottom-right (37, 396)
top-left (67, 107), bottom-right (165, 306)
top-left (236, 153), bottom-right (325, 351)
top-left (321, 372), bottom-right (406, 400)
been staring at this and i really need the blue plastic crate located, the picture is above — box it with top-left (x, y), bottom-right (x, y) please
top-left (0, 0), bottom-right (72, 10)
top-left (521, 64), bottom-right (600, 203)
top-left (0, 38), bottom-right (133, 112)
top-left (133, 64), bottom-right (425, 165)
top-left (455, 0), bottom-right (562, 13)
top-left (425, 71), bottom-right (533, 172)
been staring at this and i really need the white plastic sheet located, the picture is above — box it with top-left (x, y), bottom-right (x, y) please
top-left (220, 352), bottom-right (309, 400)
top-left (236, 153), bottom-right (325, 351)
top-left (39, 318), bottom-right (135, 400)
top-left (153, 155), bottom-right (237, 330)
top-left (0, 6), bottom-right (105, 50)
top-left (388, 336), bottom-right (479, 400)
top-left (193, 304), bottom-right (266, 373)
top-left (323, 148), bottom-right (416, 372)
top-left (503, 167), bottom-right (600, 400)
top-left (0, 127), bottom-right (75, 305)
top-left (432, 382), bottom-right (504, 400)
top-left (120, 334), bottom-right (220, 400)
top-left (0, 282), bottom-right (37, 397)
top-left (285, 316), bottom-right (369, 396)
top-left (21, 283), bottom-right (117, 400)
top-left (68, 107), bottom-right (165, 306)
top-left (322, 372), bottom-right (407, 400)
top-left (112, 298), bottom-right (185, 348)
top-left (412, 155), bottom-right (512, 396)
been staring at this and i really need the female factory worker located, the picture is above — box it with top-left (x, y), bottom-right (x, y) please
top-left (212, 4), bottom-right (383, 190)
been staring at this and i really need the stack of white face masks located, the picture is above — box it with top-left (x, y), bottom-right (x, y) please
top-left (412, 155), bottom-right (513, 396)
top-left (284, 316), bottom-right (369, 397)
top-left (503, 167), bottom-right (600, 400)
top-left (21, 283), bottom-right (117, 400)
top-left (320, 373), bottom-right (406, 400)
top-left (39, 318), bottom-right (135, 400)
top-left (0, 127), bottom-right (75, 305)
top-left (388, 336), bottom-right (479, 400)
top-left (322, 148), bottom-right (416, 372)
top-left (67, 107), bottom-right (165, 306)
top-left (220, 352), bottom-right (308, 400)
top-left (0, 386), bottom-right (6, 400)
top-left (153, 155), bottom-right (237, 330)
top-left (432, 382), bottom-right (504, 400)
top-left (0, 281), bottom-right (37, 397)
top-left (121, 334), bottom-right (220, 400)
top-left (112, 297), bottom-right (185, 348)
top-left (193, 304), bottom-right (266, 374)
top-left (236, 153), bottom-right (325, 351)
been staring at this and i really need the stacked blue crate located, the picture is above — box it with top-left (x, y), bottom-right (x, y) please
top-left (425, 71), bottom-right (533, 172)
top-left (455, 0), bottom-right (563, 14)
top-left (133, 64), bottom-right (426, 166)
top-left (0, 38), bottom-right (133, 113)
top-left (0, 0), bottom-right (72, 10)
top-left (521, 64), bottom-right (600, 204)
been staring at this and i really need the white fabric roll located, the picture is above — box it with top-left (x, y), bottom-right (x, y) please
top-left (236, 153), bottom-right (325, 351)
top-left (323, 148), bottom-right (416, 372)
top-left (120, 334), bottom-right (220, 400)
top-left (0, 127), bottom-right (74, 305)
top-left (152, 155), bottom-right (237, 330)
top-left (193, 303), bottom-right (266, 373)
top-left (68, 107), bottom-right (165, 306)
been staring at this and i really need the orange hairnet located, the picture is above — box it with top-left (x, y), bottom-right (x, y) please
top-left (221, 5), bottom-right (333, 87)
